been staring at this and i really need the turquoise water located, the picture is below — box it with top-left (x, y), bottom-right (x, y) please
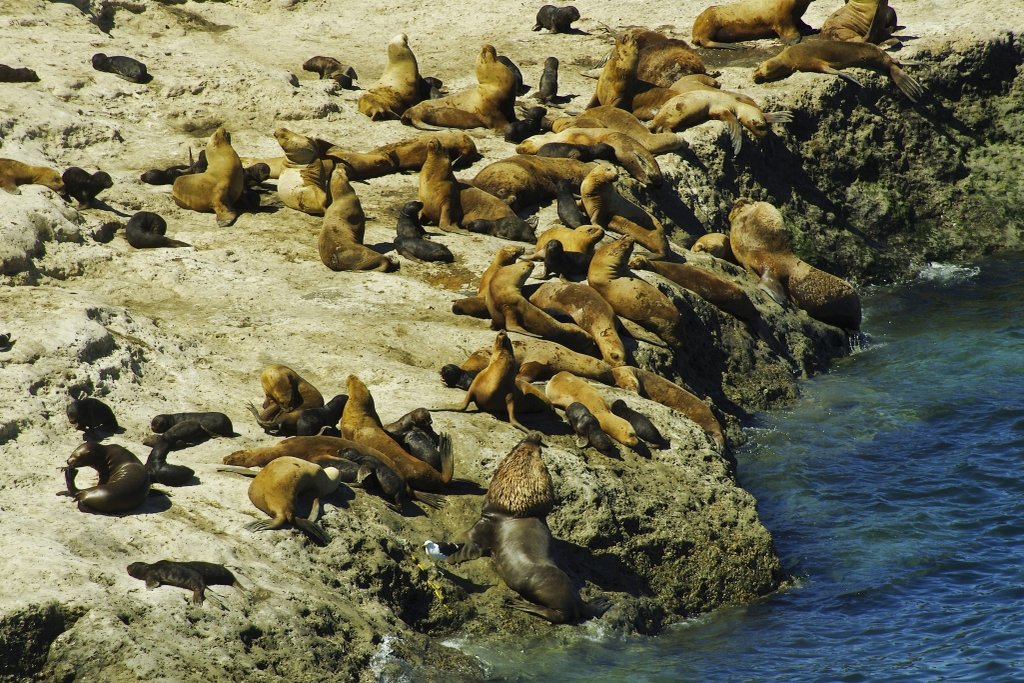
top-left (461, 255), bottom-right (1024, 682)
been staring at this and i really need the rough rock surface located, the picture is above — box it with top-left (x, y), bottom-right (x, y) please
top-left (0, 0), bottom-right (1021, 681)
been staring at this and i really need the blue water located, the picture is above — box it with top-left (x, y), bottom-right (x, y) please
top-left (461, 255), bottom-right (1024, 682)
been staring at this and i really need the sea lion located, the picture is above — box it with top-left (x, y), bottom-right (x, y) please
top-left (691, 0), bottom-right (815, 49)
top-left (610, 398), bottom-right (667, 447)
top-left (485, 432), bottom-right (555, 518)
top-left (692, 232), bottom-right (736, 261)
top-left (66, 396), bottom-right (120, 437)
top-left (821, 0), bottom-right (898, 46)
top-left (238, 456), bottom-right (345, 545)
top-left (341, 375), bottom-right (455, 494)
top-left (504, 106), bottom-right (547, 144)
top-left (546, 371), bottom-right (638, 447)
top-left (518, 128), bottom-right (663, 186)
top-left (144, 441), bottom-right (196, 487)
top-left (536, 142), bottom-right (617, 164)
top-left (139, 149), bottom-right (205, 185)
top-left (0, 333), bottom-right (14, 352)
top-left (752, 40), bottom-right (924, 102)
top-left (452, 244), bottom-right (526, 318)
top-left (540, 240), bottom-right (573, 280)
top-left (530, 223), bottom-right (605, 260)
top-left (550, 106), bottom-right (687, 155)
top-left (0, 64), bottom-right (39, 82)
top-left (127, 560), bottom-right (241, 604)
top-left (632, 28), bottom-right (707, 87)
top-left (60, 167), bottom-right (112, 207)
top-left (274, 127), bottom-right (331, 216)
top-left (728, 199), bottom-right (862, 330)
top-left (172, 127), bottom-right (244, 227)
top-left (59, 442), bottom-right (150, 513)
top-left (534, 57), bottom-right (560, 104)
top-left (579, 163), bottom-right (671, 259)
top-left (555, 180), bottom-right (590, 229)
top-left (302, 56), bottom-right (357, 88)
top-left (497, 55), bottom-right (528, 96)
top-left (382, 408), bottom-right (447, 472)
top-left (91, 221), bottom-right (120, 243)
top-left (151, 411), bottom-right (233, 436)
top-left (0, 158), bottom-right (64, 194)
top-left (463, 337), bottom-right (616, 385)
top-left (358, 33), bottom-right (424, 120)
top-left (395, 200), bottom-right (454, 263)
top-left (319, 166), bottom-right (398, 272)
top-left (533, 5), bottom-right (580, 33)
top-left (249, 364), bottom-right (325, 435)
top-left (417, 137), bottom-right (462, 229)
top-left (587, 31), bottom-right (641, 110)
top-left (565, 402), bottom-right (618, 456)
top-left (296, 394), bottom-right (349, 437)
top-left (529, 280), bottom-right (627, 366)
top-left (471, 154), bottom-right (594, 211)
top-left (486, 261), bottom-right (597, 355)
top-left (402, 45), bottom-right (517, 132)
top-left (649, 90), bottom-right (793, 154)
top-left (612, 366), bottom-right (725, 449)
top-left (587, 238), bottom-right (683, 346)
top-left (464, 217), bottom-right (537, 242)
top-left (224, 435), bottom-right (372, 468)
top-left (91, 53), bottom-right (150, 83)
top-left (125, 211), bottom-right (189, 249)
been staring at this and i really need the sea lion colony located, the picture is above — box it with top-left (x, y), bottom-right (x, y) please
top-left (12, 0), bottom-right (915, 622)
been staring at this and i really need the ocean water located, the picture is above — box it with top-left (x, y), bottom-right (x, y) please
top-left (459, 255), bottom-right (1024, 682)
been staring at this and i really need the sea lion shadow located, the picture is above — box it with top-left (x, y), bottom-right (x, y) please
top-left (443, 479), bottom-right (488, 497)
top-left (83, 199), bottom-right (131, 218)
top-left (80, 426), bottom-right (126, 442)
top-left (125, 490), bottom-right (173, 515)
top-left (433, 564), bottom-right (491, 595)
top-left (551, 537), bottom-right (639, 594)
top-left (368, 240), bottom-right (397, 255)
top-left (648, 182), bottom-right (707, 242)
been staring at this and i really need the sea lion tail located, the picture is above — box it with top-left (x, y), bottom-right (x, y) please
top-left (890, 66), bottom-right (924, 102)
top-left (293, 518), bottom-right (331, 546)
top-left (763, 110), bottom-right (793, 125)
top-left (216, 465), bottom-right (260, 478)
top-left (402, 115), bottom-right (445, 132)
top-left (413, 490), bottom-right (447, 509)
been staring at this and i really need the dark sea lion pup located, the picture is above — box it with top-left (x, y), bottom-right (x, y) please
top-left (61, 167), bottom-right (112, 207)
top-left (446, 432), bottom-right (612, 624)
top-left (395, 200), bottom-right (454, 263)
top-left (296, 394), bottom-right (349, 437)
top-left (126, 211), bottom-right (189, 248)
top-left (151, 411), bottom-right (234, 436)
top-left (533, 4), bottom-right (580, 33)
top-left (440, 364), bottom-right (479, 390)
top-left (91, 53), bottom-right (151, 83)
top-left (59, 442), bottom-right (151, 513)
top-left (535, 57), bottom-right (561, 104)
top-left (145, 441), bottom-right (196, 487)
top-left (566, 402), bottom-right (618, 457)
top-left (610, 399), bottom-right (667, 447)
top-left (66, 395), bottom-right (121, 437)
top-left (0, 64), bottom-right (39, 82)
top-left (127, 560), bottom-right (242, 604)
top-left (302, 56), bottom-right (357, 88)
top-left (0, 333), bottom-right (14, 352)
top-left (504, 106), bottom-right (547, 144)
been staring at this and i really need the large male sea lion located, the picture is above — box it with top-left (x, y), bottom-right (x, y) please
top-left (0, 158), bottom-right (64, 194)
top-left (691, 0), bottom-right (816, 49)
top-left (59, 442), bottom-right (150, 513)
top-left (821, 0), bottom-right (898, 45)
top-left (631, 28), bottom-right (707, 87)
top-left (319, 167), bottom-right (398, 272)
top-left (172, 127), bottom-right (244, 227)
top-left (579, 163), bottom-right (671, 258)
top-left (471, 154), bottom-right (595, 211)
top-left (274, 127), bottom-right (331, 216)
top-left (358, 34), bottom-right (424, 120)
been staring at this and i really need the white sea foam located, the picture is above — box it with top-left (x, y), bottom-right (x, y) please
top-left (916, 261), bottom-right (980, 285)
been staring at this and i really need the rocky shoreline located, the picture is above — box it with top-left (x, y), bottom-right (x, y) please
top-left (1, 1), bottom-right (1022, 680)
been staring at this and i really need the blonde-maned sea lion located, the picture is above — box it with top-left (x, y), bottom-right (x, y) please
top-left (359, 33), bottom-right (424, 120)
top-left (529, 280), bottom-right (627, 366)
top-left (0, 158), bottom-right (64, 194)
top-left (579, 163), bottom-right (671, 258)
top-left (587, 238), bottom-right (683, 346)
top-left (550, 106), bottom-right (688, 155)
top-left (402, 44), bottom-right (517, 132)
top-left (319, 167), bottom-right (398, 272)
top-left (821, 0), bottom-right (898, 46)
top-left (692, 232), bottom-right (736, 261)
top-left (471, 154), bottom-right (595, 210)
top-left (452, 244), bottom-right (526, 318)
top-left (649, 90), bottom-right (793, 154)
top-left (484, 431), bottom-right (555, 518)
top-left (586, 31), bottom-right (641, 109)
top-left (518, 128), bottom-right (664, 186)
top-left (274, 127), bottom-right (331, 216)
top-left (728, 199), bottom-right (862, 330)
top-left (752, 40), bottom-right (924, 102)
top-left (249, 364), bottom-right (325, 435)
top-left (172, 127), bottom-right (244, 227)
top-left (631, 28), bottom-right (707, 87)
top-left (545, 371), bottom-right (638, 447)
top-left (611, 366), bottom-right (725, 448)
top-left (691, 0), bottom-right (816, 49)
top-left (240, 456), bottom-right (344, 545)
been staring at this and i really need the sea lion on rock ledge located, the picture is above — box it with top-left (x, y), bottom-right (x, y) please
top-left (172, 127), bottom-right (244, 227)
top-left (0, 158), bottom-right (64, 194)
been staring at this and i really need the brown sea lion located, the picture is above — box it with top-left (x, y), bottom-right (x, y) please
top-left (629, 254), bottom-right (761, 324)
top-left (587, 238), bottom-right (683, 346)
top-left (752, 40), bottom-right (924, 102)
top-left (61, 167), bottom-right (112, 207)
top-left (579, 163), bottom-right (671, 258)
top-left (417, 137), bottom-right (463, 229)
top-left (691, 232), bottom-right (736, 261)
top-left (486, 260), bottom-right (598, 355)
top-left (274, 127), bottom-right (331, 216)
top-left (0, 64), bottom-right (39, 82)
top-left (610, 399), bottom-right (667, 447)
top-left (249, 364), bottom-right (325, 435)
top-left (125, 211), bottom-right (189, 249)
top-left (239, 456), bottom-right (345, 545)
top-left (151, 411), bottom-right (234, 437)
top-left (358, 33), bottom-right (424, 120)
top-left (172, 127), bottom-right (244, 227)
top-left (533, 5), bottom-right (580, 33)
top-left (59, 442), bottom-right (150, 514)
top-left (471, 154), bottom-right (595, 211)
top-left (611, 366), bottom-right (726, 448)
top-left (631, 28), bottom-right (707, 87)
top-left (461, 337), bottom-right (616, 385)
top-left (452, 244), bottom-right (526, 318)
top-left (302, 56), bottom-right (357, 88)
top-left (402, 44), bottom-right (517, 132)
top-left (341, 375), bottom-right (454, 493)
top-left (319, 166), bottom-right (398, 272)
top-left (587, 31), bottom-right (642, 109)
top-left (91, 53), bottom-right (150, 83)
top-left (629, 74), bottom-right (723, 120)
top-left (728, 199), bottom-right (862, 330)
top-left (0, 158), bottom-right (64, 194)
top-left (318, 131), bottom-right (479, 180)
top-left (66, 396), bottom-right (120, 436)
top-left (504, 105), bottom-right (548, 144)
top-left (821, 0), bottom-right (898, 46)
top-left (649, 90), bottom-right (793, 154)
top-left (144, 441), bottom-right (195, 487)
top-left (550, 106), bottom-right (688, 155)
top-left (528, 224), bottom-right (605, 264)
top-left (224, 435), bottom-right (373, 468)
top-left (484, 431), bottom-right (555, 518)
top-left (534, 56), bottom-right (561, 104)
top-left (518, 128), bottom-right (664, 185)
top-left (565, 402), bottom-right (619, 456)
top-left (691, 0), bottom-right (816, 49)
top-left (127, 560), bottom-right (241, 605)
top-left (529, 280), bottom-right (627, 366)
top-left (545, 371), bottom-right (638, 447)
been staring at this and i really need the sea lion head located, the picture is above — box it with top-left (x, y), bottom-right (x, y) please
top-left (496, 244), bottom-right (526, 264)
top-left (588, 161), bottom-right (619, 187)
top-left (492, 329), bottom-right (513, 354)
top-left (67, 441), bottom-right (103, 468)
top-left (752, 56), bottom-right (790, 84)
top-left (505, 259), bottom-right (535, 287)
top-left (274, 127), bottom-right (317, 164)
top-left (387, 33), bottom-right (410, 58)
top-left (549, 116), bottom-right (575, 133)
top-left (209, 127), bottom-right (231, 147)
top-left (478, 44), bottom-right (498, 66)
top-left (737, 106), bottom-right (769, 138)
top-left (35, 168), bottom-right (65, 192)
top-left (484, 430), bottom-right (554, 517)
top-left (401, 200), bottom-right (423, 218)
top-left (577, 224), bottom-right (606, 247)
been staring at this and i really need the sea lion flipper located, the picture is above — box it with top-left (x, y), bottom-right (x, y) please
top-left (721, 111), bottom-right (743, 155)
top-left (890, 65), bottom-right (924, 102)
top-left (292, 518), bottom-right (330, 545)
top-left (506, 598), bottom-right (567, 624)
top-left (822, 66), bottom-right (862, 88)
top-left (757, 268), bottom-right (788, 306)
top-left (436, 432), bottom-right (454, 482)
top-left (412, 490), bottom-right (446, 509)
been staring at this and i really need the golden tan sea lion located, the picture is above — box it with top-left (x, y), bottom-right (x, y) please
top-left (274, 127), bottom-right (331, 215)
top-left (629, 254), bottom-right (759, 323)
top-left (460, 337), bottom-right (615, 385)
top-left (452, 244), bottom-right (526, 318)
top-left (224, 436), bottom-right (365, 468)
top-left (629, 74), bottom-right (723, 120)
top-left (417, 137), bottom-right (462, 229)
top-left (319, 167), bottom-right (398, 272)
top-left (241, 456), bottom-right (344, 545)
top-left (587, 237), bottom-right (683, 346)
top-left (517, 128), bottom-right (664, 186)
top-left (529, 280), bottom-right (627, 367)
top-left (530, 224), bottom-right (605, 258)
top-left (692, 233), bottom-right (736, 261)
top-left (611, 366), bottom-right (725, 448)
top-left (631, 28), bottom-right (707, 87)
top-left (248, 364), bottom-right (325, 434)
top-left (649, 90), bottom-right (793, 154)
top-left (752, 40), bottom-right (924, 102)
top-left (728, 199), bottom-right (862, 329)
top-left (471, 155), bottom-right (595, 210)
top-left (821, 0), bottom-right (898, 46)
top-left (326, 131), bottom-right (479, 179)
top-left (586, 31), bottom-right (641, 109)
top-left (358, 33), bottom-right (424, 120)
top-left (401, 44), bottom-right (517, 132)
top-left (579, 163), bottom-right (671, 258)
top-left (0, 158), bottom-right (64, 194)
top-left (691, 0), bottom-right (816, 49)
top-left (545, 371), bottom-right (638, 447)
top-left (172, 127), bottom-right (244, 227)
top-left (550, 106), bottom-right (688, 155)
